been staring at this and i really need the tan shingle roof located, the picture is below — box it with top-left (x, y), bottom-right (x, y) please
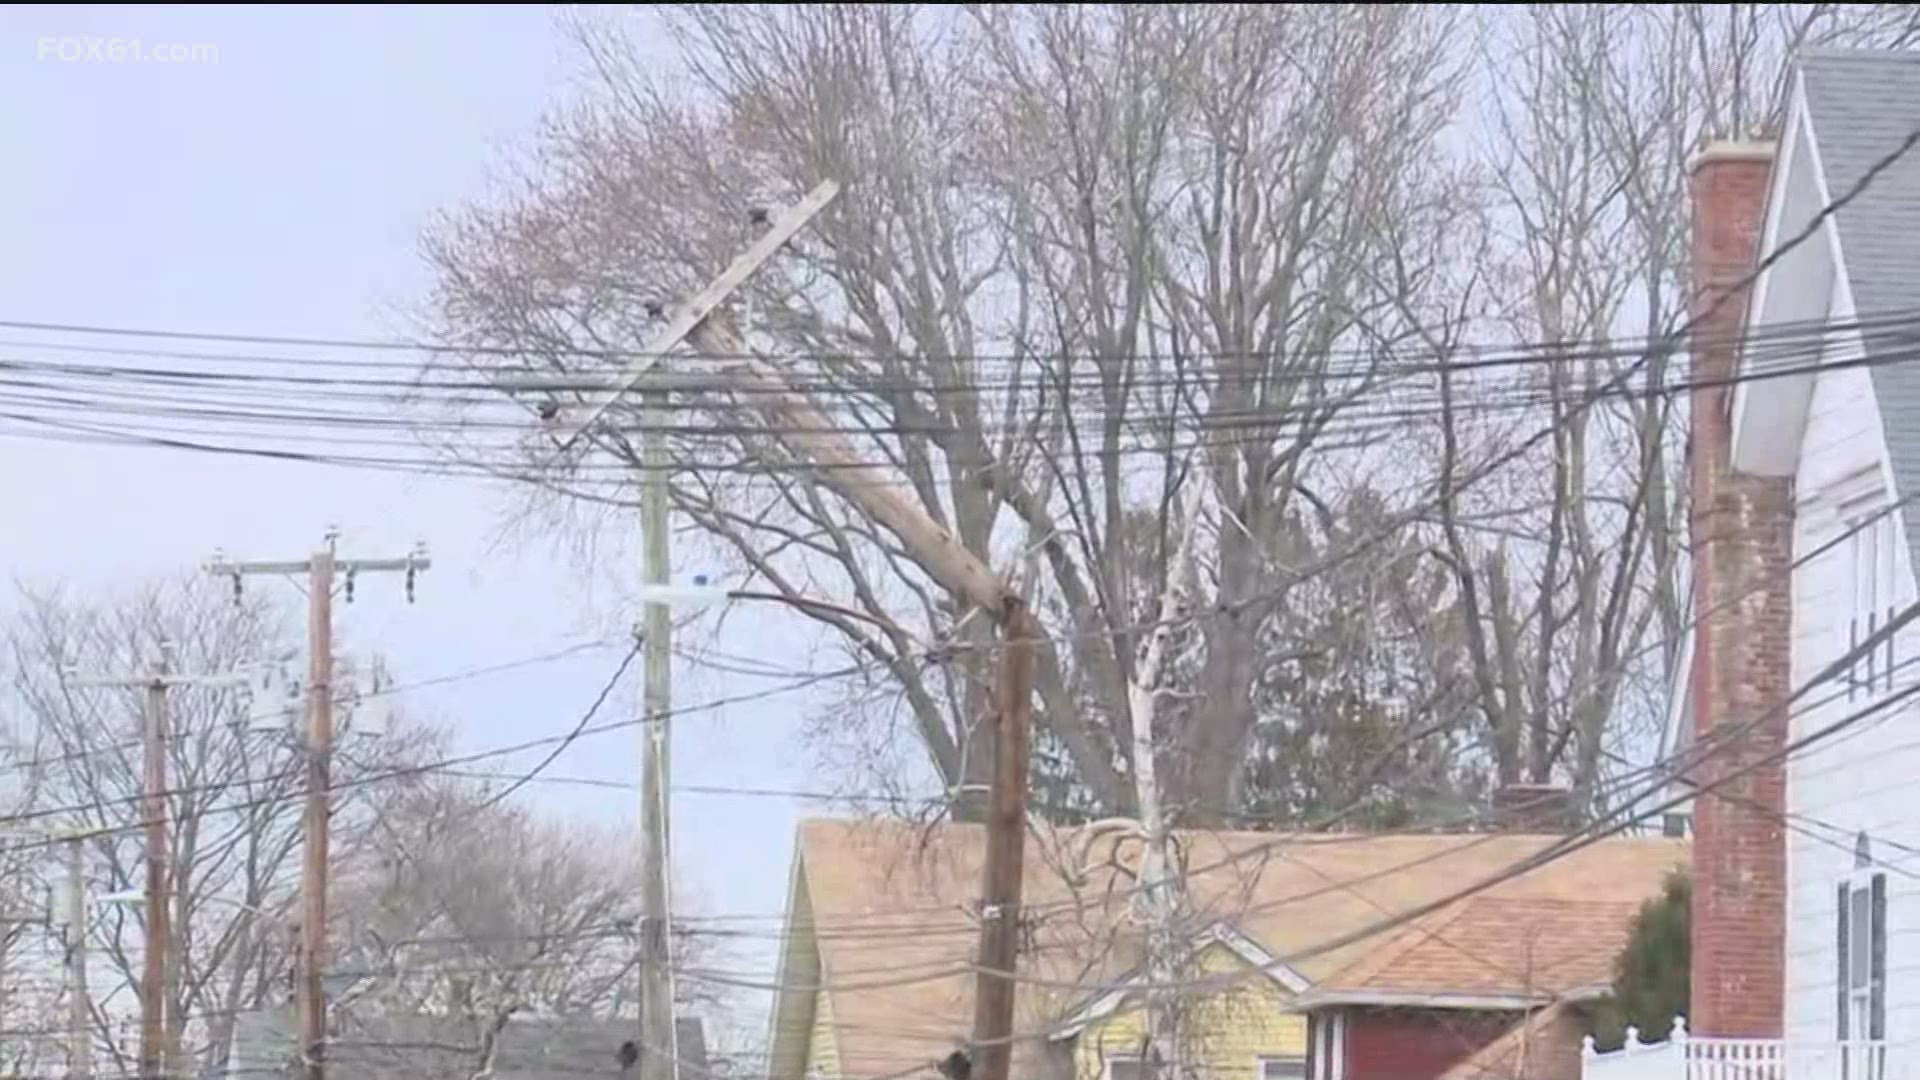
top-left (1308, 896), bottom-right (1644, 1002)
top-left (786, 818), bottom-right (1683, 1079)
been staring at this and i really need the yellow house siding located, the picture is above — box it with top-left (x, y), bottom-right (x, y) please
top-left (804, 990), bottom-right (842, 1079)
top-left (770, 855), bottom-right (828, 1080)
top-left (1073, 942), bottom-right (1307, 1080)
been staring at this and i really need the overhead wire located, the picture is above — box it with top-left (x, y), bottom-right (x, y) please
top-left (936, 592), bottom-right (1920, 1033)
top-left (0, 650), bottom-right (1904, 1079)
top-left (0, 311), bottom-right (1910, 441)
top-left (470, 637), bottom-right (641, 812)
top-left (0, 305), bottom-right (1906, 364)
top-left (0, 309), bottom-right (1911, 492)
top-left (641, 477), bottom-right (1920, 943)
top-left (0, 636), bottom-right (620, 779)
top-left (190, 618), bottom-right (1903, 1063)
top-left (0, 105), bottom-right (1913, 1080)
top-left (0, 659), bottom-right (863, 848)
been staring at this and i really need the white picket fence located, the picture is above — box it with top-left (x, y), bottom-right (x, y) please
top-left (1585, 1019), bottom-right (1910, 1080)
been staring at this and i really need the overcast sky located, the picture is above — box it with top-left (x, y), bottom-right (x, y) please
top-left (0, 4), bottom-right (849, 1028)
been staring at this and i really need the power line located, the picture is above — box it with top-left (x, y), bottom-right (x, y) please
top-left (946, 600), bottom-right (1920, 1035)
top-left (0, 660), bottom-right (863, 849)
top-left (0, 305), bottom-right (1906, 366)
top-left (0, 310), bottom-right (1911, 441)
top-left (471, 638), bottom-right (641, 812)
top-left (0, 637), bottom-right (619, 779)
top-left (0, 112), bottom-right (1910, 1080)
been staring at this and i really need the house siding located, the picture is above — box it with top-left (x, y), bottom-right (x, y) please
top-left (1073, 942), bottom-right (1308, 1080)
top-left (1340, 1008), bottom-right (1517, 1080)
top-left (1782, 272), bottom-right (1920, 1045)
top-left (770, 855), bottom-right (828, 1080)
top-left (805, 990), bottom-right (842, 1079)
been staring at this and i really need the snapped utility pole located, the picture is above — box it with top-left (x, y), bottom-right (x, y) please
top-left (527, 180), bottom-right (838, 1080)
top-left (524, 178), bottom-right (1038, 1080)
top-left (685, 324), bottom-right (1035, 1080)
top-left (69, 653), bottom-right (246, 1080)
top-left (205, 533), bottom-right (428, 1080)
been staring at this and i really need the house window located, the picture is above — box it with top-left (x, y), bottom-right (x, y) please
top-left (1837, 865), bottom-right (1887, 1043)
top-left (1848, 509), bottom-right (1900, 697)
top-left (1104, 1055), bottom-right (1142, 1080)
top-left (1259, 1057), bottom-right (1308, 1079)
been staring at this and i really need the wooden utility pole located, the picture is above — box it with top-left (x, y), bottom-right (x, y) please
top-left (205, 534), bottom-right (428, 1080)
top-left (0, 917), bottom-right (9, 1071)
top-left (70, 653), bottom-right (243, 1080)
top-left (65, 835), bottom-right (90, 1080)
top-left (299, 545), bottom-right (333, 1080)
top-left (636, 384), bottom-right (676, 1080)
top-left (968, 601), bottom-right (1036, 1080)
top-left (527, 178), bottom-right (1033, 1080)
top-left (551, 180), bottom-right (840, 449)
top-left (139, 672), bottom-right (166, 1080)
top-left (506, 171), bottom-right (1039, 1080)
top-left (522, 181), bottom-right (837, 1080)
top-left (686, 322), bottom-right (1037, 1080)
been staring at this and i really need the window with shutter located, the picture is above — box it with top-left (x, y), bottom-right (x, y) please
top-left (1839, 880), bottom-right (1852, 1041)
top-left (1871, 872), bottom-right (1887, 1041)
top-left (1852, 885), bottom-right (1873, 1038)
top-left (1838, 862), bottom-right (1890, 1043)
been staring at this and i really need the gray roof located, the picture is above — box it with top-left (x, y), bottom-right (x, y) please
top-left (229, 1008), bottom-right (709, 1079)
top-left (1798, 50), bottom-right (1920, 558)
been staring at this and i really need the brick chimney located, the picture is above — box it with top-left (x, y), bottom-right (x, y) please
top-left (1491, 783), bottom-right (1574, 831)
top-left (1686, 140), bottom-right (1791, 1039)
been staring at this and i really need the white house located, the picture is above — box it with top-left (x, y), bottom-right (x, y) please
top-left (1588, 48), bottom-right (1920, 1080)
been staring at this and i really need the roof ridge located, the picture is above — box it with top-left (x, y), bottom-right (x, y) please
top-left (787, 821), bottom-right (1683, 1075)
top-left (1799, 46), bottom-right (1920, 63)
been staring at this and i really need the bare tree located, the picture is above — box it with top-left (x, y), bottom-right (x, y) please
top-left (424, 4), bottom-right (1470, 823)
top-left (420, 4), bottom-right (1920, 831)
top-left (329, 776), bottom-right (713, 1077)
top-left (5, 582), bottom-right (423, 1077)
top-left (1413, 4), bottom-right (1920, 811)
top-left (0, 714), bottom-right (60, 1080)
top-left (1243, 487), bottom-right (1487, 827)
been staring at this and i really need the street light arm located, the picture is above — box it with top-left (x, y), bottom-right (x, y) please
top-left (724, 589), bottom-right (912, 637)
top-left (97, 891), bottom-right (279, 918)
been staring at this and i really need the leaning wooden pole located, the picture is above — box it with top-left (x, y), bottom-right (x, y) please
top-left (969, 600), bottom-right (1036, 1080)
top-left (696, 290), bottom-right (1037, 1080)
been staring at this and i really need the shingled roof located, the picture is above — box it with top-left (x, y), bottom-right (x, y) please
top-left (1796, 50), bottom-right (1920, 564)
top-left (228, 1009), bottom-right (709, 1079)
top-left (1292, 896), bottom-right (1643, 1008)
top-left (771, 818), bottom-right (1683, 1079)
